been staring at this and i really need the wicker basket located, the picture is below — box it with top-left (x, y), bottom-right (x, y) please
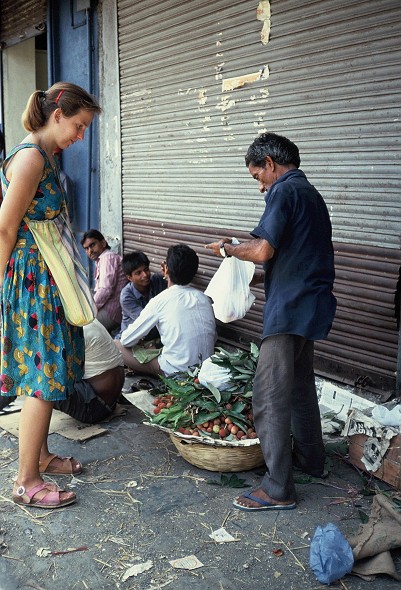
top-left (169, 433), bottom-right (265, 472)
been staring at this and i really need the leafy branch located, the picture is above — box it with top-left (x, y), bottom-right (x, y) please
top-left (147, 345), bottom-right (259, 440)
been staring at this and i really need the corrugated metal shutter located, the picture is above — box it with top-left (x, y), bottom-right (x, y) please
top-left (0, 0), bottom-right (47, 48)
top-left (117, 0), bottom-right (401, 396)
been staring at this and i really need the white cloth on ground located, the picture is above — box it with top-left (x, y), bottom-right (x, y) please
top-left (83, 319), bottom-right (123, 379)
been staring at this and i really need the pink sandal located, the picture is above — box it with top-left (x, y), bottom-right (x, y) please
top-left (39, 454), bottom-right (83, 475)
top-left (13, 482), bottom-right (76, 509)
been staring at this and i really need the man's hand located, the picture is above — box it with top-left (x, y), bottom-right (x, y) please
top-left (160, 260), bottom-right (168, 279)
top-left (205, 237), bottom-right (232, 257)
top-left (206, 236), bottom-right (274, 264)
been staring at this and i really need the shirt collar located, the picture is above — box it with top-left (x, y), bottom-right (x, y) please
top-left (265, 168), bottom-right (305, 201)
top-left (130, 282), bottom-right (147, 300)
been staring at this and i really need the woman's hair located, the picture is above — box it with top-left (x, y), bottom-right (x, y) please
top-left (22, 81), bottom-right (101, 132)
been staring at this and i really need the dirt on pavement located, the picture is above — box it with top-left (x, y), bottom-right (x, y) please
top-left (0, 395), bottom-right (400, 590)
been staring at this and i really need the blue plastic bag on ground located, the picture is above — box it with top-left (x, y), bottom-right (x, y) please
top-left (310, 523), bottom-right (354, 584)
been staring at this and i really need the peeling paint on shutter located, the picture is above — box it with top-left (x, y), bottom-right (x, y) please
top-left (117, 0), bottom-right (401, 396)
top-left (0, 0), bottom-right (47, 48)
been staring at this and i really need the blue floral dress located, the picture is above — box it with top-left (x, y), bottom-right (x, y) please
top-left (0, 144), bottom-right (84, 401)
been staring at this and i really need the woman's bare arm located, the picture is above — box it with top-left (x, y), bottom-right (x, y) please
top-left (0, 148), bottom-right (44, 286)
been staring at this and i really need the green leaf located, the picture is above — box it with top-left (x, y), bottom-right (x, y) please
top-left (221, 390), bottom-right (233, 403)
top-left (241, 391), bottom-right (253, 399)
top-left (187, 367), bottom-right (199, 378)
top-left (293, 474), bottom-right (315, 484)
top-left (197, 428), bottom-right (212, 437)
top-left (193, 411), bottom-right (221, 425)
top-left (159, 376), bottom-right (195, 395)
top-left (192, 400), bottom-right (220, 412)
top-left (232, 372), bottom-right (254, 379)
top-left (229, 408), bottom-right (250, 420)
top-left (206, 474), bottom-right (251, 488)
top-left (231, 401), bottom-right (246, 414)
top-left (325, 441), bottom-right (349, 457)
top-left (250, 342), bottom-right (259, 357)
top-left (162, 405), bottom-right (185, 416)
top-left (204, 382), bottom-right (221, 403)
top-left (146, 349), bottom-right (259, 432)
top-left (185, 391), bottom-right (204, 403)
top-left (358, 509), bottom-right (369, 524)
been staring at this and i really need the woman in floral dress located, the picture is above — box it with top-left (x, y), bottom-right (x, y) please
top-left (0, 82), bottom-right (100, 508)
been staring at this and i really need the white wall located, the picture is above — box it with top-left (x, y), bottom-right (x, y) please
top-left (2, 38), bottom-right (36, 152)
top-left (35, 49), bottom-right (48, 92)
top-left (2, 38), bottom-right (48, 155)
top-left (98, 0), bottom-right (123, 253)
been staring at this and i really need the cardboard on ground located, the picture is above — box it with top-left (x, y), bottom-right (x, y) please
top-left (0, 400), bottom-right (126, 441)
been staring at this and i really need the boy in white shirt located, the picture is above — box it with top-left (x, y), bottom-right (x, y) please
top-left (115, 244), bottom-right (216, 376)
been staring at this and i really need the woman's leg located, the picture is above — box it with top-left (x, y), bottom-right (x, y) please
top-left (18, 397), bottom-right (52, 487)
top-left (15, 397), bottom-right (75, 503)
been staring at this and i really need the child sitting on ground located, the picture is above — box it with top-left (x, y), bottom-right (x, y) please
top-left (116, 250), bottom-right (166, 340)
top-left (115, 244), bottom-right (216, 376)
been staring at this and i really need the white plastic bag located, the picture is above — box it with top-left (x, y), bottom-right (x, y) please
top-left (372, 404), bottom-right (401, 427)
top-left (205, 239), bottom-right (255, 323)
top-left (198, 357), bottom-right (231, 391)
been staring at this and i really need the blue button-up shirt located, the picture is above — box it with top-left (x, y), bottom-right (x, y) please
top-left (116, 273), bottom-right (166, 339)
top-left (251, 169), bottom-right (336, 341)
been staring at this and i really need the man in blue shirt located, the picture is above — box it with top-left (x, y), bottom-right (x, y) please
top-left (206, 132), bottom-right (336, 511)
top-left (115, 251), bottom-right (167, 340)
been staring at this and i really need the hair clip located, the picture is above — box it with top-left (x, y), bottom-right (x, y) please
top-left (55, 90), bottom-right (65, 104)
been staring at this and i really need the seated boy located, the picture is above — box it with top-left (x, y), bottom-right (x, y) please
top-left (116, 251), bottom-right (167, 340)
top-left (115, 244), bottom-right (216, 376)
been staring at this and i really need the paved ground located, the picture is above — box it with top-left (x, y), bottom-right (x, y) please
top-left (0, 394), bottom-right (400, 590)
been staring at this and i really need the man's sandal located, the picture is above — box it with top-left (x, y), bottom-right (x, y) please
top-left (39, 454), bottom-right (83, 476)
top-left (13, 482), bottom-right (76, 509)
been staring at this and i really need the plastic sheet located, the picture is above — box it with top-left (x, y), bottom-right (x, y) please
top-left (310, 523), bottom-right (354, 584)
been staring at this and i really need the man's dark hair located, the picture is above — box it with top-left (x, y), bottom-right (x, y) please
top-left (166, 244), bottom-right (199, 285)
top-left (81, 229), bottom-right (110, 249)
top-left (245, 132), bottom-right (301, 169)
top-left (122, 251), bottom-right (150, 275)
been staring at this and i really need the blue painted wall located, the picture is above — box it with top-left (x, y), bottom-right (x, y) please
top-left (47, 0), bottom-right (100, 256)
